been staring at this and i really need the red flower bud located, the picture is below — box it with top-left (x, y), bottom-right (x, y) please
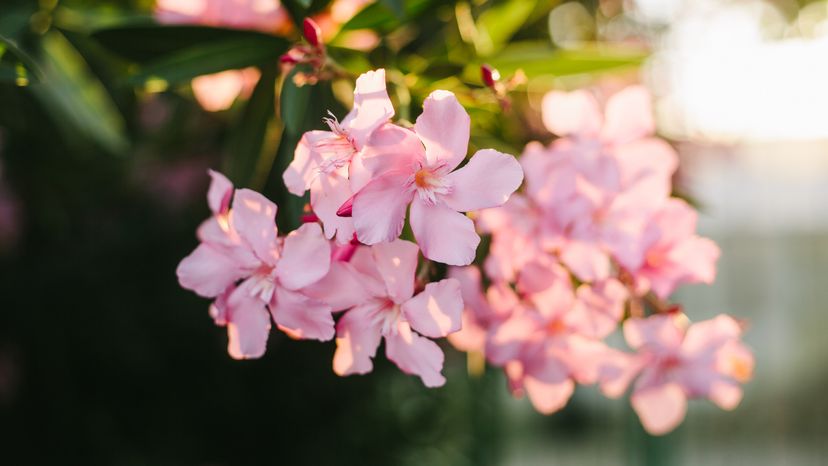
top-left (481, 64), bottom-right (500, 88)
top-left (303, 18), bottom-right (322, 48)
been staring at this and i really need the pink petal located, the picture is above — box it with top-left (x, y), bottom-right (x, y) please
top-left (486, 312), bottom-right (539, 366)
top-left (599, 350), bottom-right (645, 399)
top-left (414, 90), bottom-right (470, 170)
top-left (523, 375), bottom-right (575, 415)
top-left (283, 130), bottom-right (329, 196)
top-left (401, 278), bottom-right (463, 338)
top-left (410, 199), bottom-right (480, 266)
top-left (360, 124), bottom-right (425, 178)
top-left (333, 302), bottom-right (384, 376)
top-left (541, 90), bottom-right (602, 137)
top-left (559, 240), bottom-right (611, 282)
top-left (623, 314), bottom-right (685, 353)
top-left (443, 149), bottom-right (524, 212)
top-left (207, 169), bottom-right (233, 214)
top-left (680, 314), bottom-right (742, 359)
top-left (271, 286), bottom-right (335, 341)
top-left (601, 85), bottom-right (655, 144)
top-left (341, 69), bottom-right (395, 149)
top-left (708, 380), bottom-right (744, 410)
top-left (371, 239), bottom-right (419, 303)
top-left (302, 261), bottom-right (370, 312)
top-left (447, 266), bottom-right (492, 321)
top-left (225, 285), bottom-right (271, 360)
top-left (565, 279), bottom-right (628, 339)
top-left (517, 256), bottom-right (574, 319)
top-left (668, 236), bottom-right (720, 288)
top-left (309, 172), bottom-right (356, 243)
top-left (385, 321), bottom-right (446, 387)
top-left (352, 172), bottom-right (414, 245)
top-left (631, 382), bottom-right (688, 435)
top-left (276, 222), bottom-right (331, 290)
top-left (447, 310), bottom-right (487, 353)
top-left (177, 243), bottom-right (248, 298)
top-left (230, 189), bottom-right (279, 264)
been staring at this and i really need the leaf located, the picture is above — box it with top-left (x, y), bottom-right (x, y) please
top-left (0, 34), bottom-right (45, 82)
top-left (223, 63), bottom-right (280, 188)
top-left (279, 65), bottom-right (314, 136)
top-left (31, 31), bottom-right (128, 154)
top-left (126, 35), bottom-right (289, 85)
top-left (461, 41), bottom-right (648, 81)
top-left (474, 0), bottom-right (538, 57)
top-left (340, 0), bottom-right (436, 32)
top-left (380, 0), bottom-right (405, 18)
top-left (90, 25), bottom-right (287, 63)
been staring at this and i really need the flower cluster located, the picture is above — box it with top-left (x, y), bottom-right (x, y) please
top-left (447, 86), bottom-right (753, 434)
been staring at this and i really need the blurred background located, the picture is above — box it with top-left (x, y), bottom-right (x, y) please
top-left (1, 0), bottom-right (827, 464)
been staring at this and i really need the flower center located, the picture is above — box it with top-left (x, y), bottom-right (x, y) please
top-left (407, 164), bottom-right (452, 206)
top-left (316, 112), bottom-right (357, 174)
top-left (374, 298), bottom-right (402, 336)
top-left (248, 265), bottom-right (277, 303)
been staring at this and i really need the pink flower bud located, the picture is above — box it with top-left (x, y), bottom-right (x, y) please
top-left (481, 64), bottom-right (500, 88)
top-left (303, 18), bottom-right (322, 48)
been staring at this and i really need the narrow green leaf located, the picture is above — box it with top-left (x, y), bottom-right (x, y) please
top-left (279, 65), bottom-right (314, 136)
top-left (340, 0), bottom-right (436, 31)
top-left (223, 63), bottom-right (280, 188)
top-left (126, 36), bottom-right (289, 85)
top-left (32, 31), bottom-right (128, 154)
top-left (380, 0), bottom-right (405, 18)
top-left (475, 0), bottom-right (539, 56)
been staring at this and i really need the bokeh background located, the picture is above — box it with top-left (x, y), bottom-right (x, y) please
top-left (1, 0), bottom-right (827, 464)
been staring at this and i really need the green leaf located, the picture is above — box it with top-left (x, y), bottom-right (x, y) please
top-left (126, 35), bottom-right (289, 85)
top-left (0, 34), bottom-right (45, 82)
top-left (223, 63), bottom-right (280, 188)
top-left (474, 0), bottom-right (539, 57)
top-left (279, 65), bottom-right (314, 136)
top-left (340, 0), bottom-right (436, 31)
top-left (91, 25), bottom-right (287, 64)
top-left (31, 31), bottom-right (128, 154)
top-left (380, 0), bottom-right (405, 18)
top-left (462, 41), bottom-right (647, 81)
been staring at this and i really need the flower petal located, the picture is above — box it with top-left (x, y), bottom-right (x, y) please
top-left (415, 90), bottom-right (470, 170)
top-left (372, 239), bottom-right (419, 303)
top-left (385, 321), bottom-right (446, 387)
top-left (177, 243), bottom-right (248, 298)
top-left (230, 188), bottom-right (279, 264)
top-left (271, 286), bottom-right (335, 341)
top-left (559, 240), bottom-right (611, 282)
top-left (360, 124), bottom-right (425, 178)
top-left (631, 382), bottom-right (688, 435)
top-left (402, 278), bottom-right (463, 338)
top-left (333, 302), bottom-right (384, 376)
top-left (601, 85), bottom-right (655, 144)
top-left (310, 172), bottom-right (356, 244)
top-left (352, 172), bottom-right (414, 245)
top-left (276, 223), bottom-right (330, 291)
top-left (410, 199), bottom-right (480, 266)
top-left (303, 260), bottom-right (371, 312)
top-left (541, 90), bottom-right (602, 137)
top-left (523, 373), bottom-right (575, 415)
top-left (225, 285), bottom-right (271, 360)
top-left (565, 279), bottom-right (628, 339)
top-left (443, 149), bottom-right (524, 212)
top-left (283, 130), bottom-right (329, 196)
top-left (207, 169), bottom-right (233, 214)
top-left (623, 314), bottom-right (685, 353)
top-left (341, 69), bottom-right (395, 149)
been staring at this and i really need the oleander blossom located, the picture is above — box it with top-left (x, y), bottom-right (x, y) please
top-left (309, 239), bottom-right (464, 387)
top-left (349, 90), bottom-right (524, 266)
top-left (177, 170), bottom-right (335, 359)
top-left (283, 69), bottom-right (395, 243)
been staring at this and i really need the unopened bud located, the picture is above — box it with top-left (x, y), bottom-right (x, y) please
top-left (303, 18), bottom-right (322, 48)
top-left (481, 64), bottom-right (500, 88)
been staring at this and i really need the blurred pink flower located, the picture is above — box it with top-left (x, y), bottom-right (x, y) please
top-left (351, 90), bottom-right (524, 265)
top-left (621, 313), bottom-right (754, 435)
top-left (155, 0), bottom-right (292, 34)
top-left (318, 239), bottom-right (463, 387)
top-left (191, 67), bottom-right (261, 112)
top-left (632, 198), bottom-right (720, 298)
top-left (177, 170), bottom-right (334, 359)
top-left (283, 69), bottom-right (394, 243)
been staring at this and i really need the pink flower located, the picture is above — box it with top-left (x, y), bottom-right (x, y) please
top-left (621, 313), bottom-right (754, 435)
top-left (325, 239), bottom-right (463, 387)
top-left (283, 69), bottom-right (394, 243)
top-left (351, 90), bottom-right (524, 265)
top-left (521, 86), bottom-right (679, 280)
top-left (632, 198), bottom-right (720, 298)
top-left (446, 266), bottom-right (515, 354)
top-left (177, 170), bottom-right (335, 359)
top-left (155, 0), bottom-right (292, 34)
top-left (190, 67), bottom-right (260, 112)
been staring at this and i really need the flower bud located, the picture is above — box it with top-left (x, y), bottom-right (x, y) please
top-left (303, 18), bottom-right (323, 48)
top-left (481, 64), bottom-right (500, 88)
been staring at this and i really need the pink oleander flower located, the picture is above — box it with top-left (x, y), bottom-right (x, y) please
top-left (155, 0), bottom-right (292, 34)
top-left (177, 170), bottom-right (335, 359)
top-left (520, 86), bottom-right (679, 281)
top-left (322, 239), bottom-right (463, 387)
top-left (350, 90), bottom-right (524, 266)
top-left (621, 313), bottom-right (754, 435)
top-left (190, 67), bottom-right (261, 112)
top-left (446, 266), bottom-right (516, 354)
top-left (483, 255), bottom-right (629, 414)
top-left (283, 69), bottom-right (394, 243)
top-left (632, 198), bottom-right (720, 298)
